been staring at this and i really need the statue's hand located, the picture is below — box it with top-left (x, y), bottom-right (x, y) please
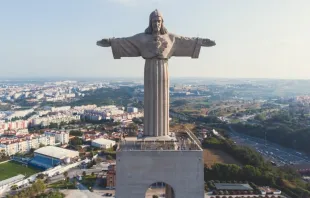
top-left (201, 39), bottom-right (216, 47)
top-left (96, 38), bottom-right (111, 47)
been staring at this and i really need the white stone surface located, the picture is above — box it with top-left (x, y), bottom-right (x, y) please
top-left (97, 10), bottom-right (215, 137)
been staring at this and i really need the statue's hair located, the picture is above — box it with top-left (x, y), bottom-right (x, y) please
top-left (145, 19), bottom-right (168, 35)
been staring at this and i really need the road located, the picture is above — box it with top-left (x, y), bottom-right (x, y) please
top-left (228, 125), bottom-right (310, 166)
top-left (48, 167), bottom-right (103, 183)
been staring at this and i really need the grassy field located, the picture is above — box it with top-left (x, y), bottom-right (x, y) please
top-left (203, 148), bottom-right (241, 168)
top-left (0, 161), bottom-right (40, 181)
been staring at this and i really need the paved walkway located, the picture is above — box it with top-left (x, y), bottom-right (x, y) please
top-left (61, 182), bottom-right (102, 198)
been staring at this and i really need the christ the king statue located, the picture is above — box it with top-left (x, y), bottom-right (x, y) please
top-left (97, 10), bottom-right (216, 137)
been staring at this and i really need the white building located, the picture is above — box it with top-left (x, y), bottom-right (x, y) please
top-left (91, 138), bottom-right (115, 149)
top-left (34, 146), bottom-right (79, 161)
top-left (0, 120), bottom-right (29, 130)
top-left (5, 109), bottom-right (34, 120)
top-left (64, 93), bottom-right (76, 98)
top-left (45, 96), bottom-right (65, 102)
top-left (30, 114), bottom-right (80, 127)
top-left (84, 105), bottom-right (124, 119)
top-left (73, 105), bottom-right (97, 111)
top-left (0, 174), bottom-right (25, 192)
top-left (38, 110), bottom-right (51, 116)
top-left (127, 107), bottom-right (138, 113)
top-left (51, 106), bottom-right (71, 112)
top-left (111, 112), bottom-right (143, 122)
top-left (44, 130), bottom-right (69, 144)
top-left (0, 134), bottom-right (55, 156)
top-left (36, 94), bottom-right (44, 100)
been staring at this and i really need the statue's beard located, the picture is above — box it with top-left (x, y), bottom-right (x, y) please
top-left (152, 28), bottom-right (160, 34)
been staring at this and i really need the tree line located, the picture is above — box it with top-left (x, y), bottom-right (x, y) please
top-left (0, 150), bottom-right (10, 162)
top-left (203, 137), bottom-right (310, 198)
top-left (7, 179), bottom-right (64, 198)
top-left (197, 111), bottom-right (310, 154)
top-left (230, 111), bottom-right (310, 153)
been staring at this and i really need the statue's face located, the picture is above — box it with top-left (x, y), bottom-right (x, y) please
top-left (151, 17), bottom-right (162, 33)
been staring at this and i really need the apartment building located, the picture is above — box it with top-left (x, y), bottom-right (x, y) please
top-left (0, 120), bottom-right (29, 131)
top-left (44, 130), bottom-right (69, 144)
top-left (106, 164), bottom-right (116, 189)
top-left (30, 114), bottom-right (80, 127)
top-left (0, 134), bottom-right (55, 156)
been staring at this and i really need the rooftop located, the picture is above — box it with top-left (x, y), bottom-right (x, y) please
top-left (0, 174), bottom-right (25, 187)
top-left (34, 146), bottom-right (79, 160)
top-left (214, 183), bottom-right (253, 191)
top-left (92, 138), bottom-right (116, 145)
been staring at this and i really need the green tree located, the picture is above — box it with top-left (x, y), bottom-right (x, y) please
top-left (69, 130), bottom-right (83, 137)
top-left (37, 173), bottom-right (45, 179)
top-left (49, 122), bottom-right (59, 129)
top-left (63, 171), bottom-right (68, 178)
top-left (171, 99), bottom-right (189, 107)
top-left (106, 155), bottom-right (113, 160)
top-left (254, 114), bottom-right (265, 121)
top-left (242, 165), bottom-right (261, 179)
top-left (45, 177), bottom-right (51, 184)
top-left (82, 171), bottom-right (86, 177)
top-left (132, 117), bottom-right (143, 125)
top-left (70, 137), bottom-right (83, 145)
top-left (128, 123), bottom-right (138, 131)
top-left (31, 179), bottom-right (46, 194)
top-left (26, 187), bottom-right (35, 197)
top-left (10, 185), bottom-right (18, 190)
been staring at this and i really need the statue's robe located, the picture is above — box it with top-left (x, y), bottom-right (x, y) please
top-left (110, 33), bottom-right (203, 137)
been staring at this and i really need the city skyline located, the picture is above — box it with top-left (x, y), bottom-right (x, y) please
top-left (1, 0), bottom-right (310, 79)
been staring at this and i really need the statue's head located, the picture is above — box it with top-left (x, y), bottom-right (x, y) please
top-left (145, 9), bottom-right (168, 35)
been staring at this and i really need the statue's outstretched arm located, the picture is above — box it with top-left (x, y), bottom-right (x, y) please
top-left (96, 35), bottom-right (141, 59)
top-left (172, 36), bottom-right (216, 58)
top-left (96, 38), bottom-right (112, 47)
top-left (201, 38), bottom-right (216, 47)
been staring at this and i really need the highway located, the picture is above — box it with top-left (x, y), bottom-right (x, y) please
top-left (228, 126), bottom-right (310, 166)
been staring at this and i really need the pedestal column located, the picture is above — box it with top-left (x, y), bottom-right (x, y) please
top-left (144, 59), bottom-right (169, 137)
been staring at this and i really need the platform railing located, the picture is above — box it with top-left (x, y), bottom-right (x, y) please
top-left (185, 127), bottom-right (203, 150)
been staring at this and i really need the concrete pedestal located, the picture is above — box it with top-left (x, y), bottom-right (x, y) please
top-left (115, 150), bottom-right (204, 198)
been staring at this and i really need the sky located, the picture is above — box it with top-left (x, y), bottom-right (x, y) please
top-left (0, 0), bottom-right (309, 79)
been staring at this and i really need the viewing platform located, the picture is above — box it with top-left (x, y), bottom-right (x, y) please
top-left (117, 130), bottom-right (202, 151)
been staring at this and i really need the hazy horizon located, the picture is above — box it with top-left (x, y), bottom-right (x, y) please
top-left (1, 0), bottom-right (309, 79)
top-left (2, 76), bottom-right (310, 82)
